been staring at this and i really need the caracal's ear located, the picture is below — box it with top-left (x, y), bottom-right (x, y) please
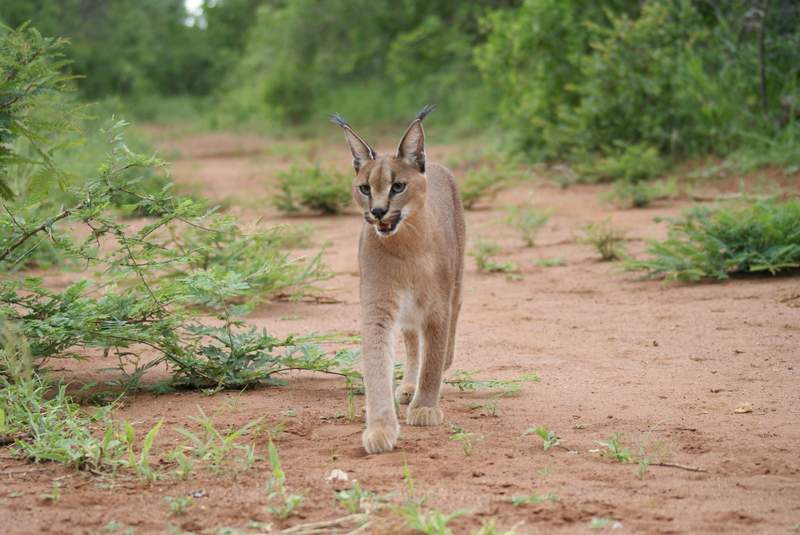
top-left (396, 104), bottom-right (435, 173)
top-left (330, 113), bottom-right (376, 174)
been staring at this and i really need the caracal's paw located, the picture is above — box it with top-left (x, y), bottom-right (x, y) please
top-left (406, 405), bottom-right (443, 426)
top-left (395, 383), bottom-right (416, 405)
top-left (362, 421), bottom-right (400, 454)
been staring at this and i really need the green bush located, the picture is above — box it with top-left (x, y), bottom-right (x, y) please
top-left (0, 24), bottom-right (75, 200)
top-left (582, 144), bottom-right (667, 183)
top-left (218, 1), bottom-right (501, 129)
top-left (475, 0), bottom-right (638, 159)
top-left (625, 199), bottom-right (800, 281)
top-left (477, 0), bottom-right (800, 171)
top-left (0, 25), bottom-right (337, 392)
top-left (273, 166), bottom-right (351, 215)
top-left (567, 1), bottom-right (735, 159)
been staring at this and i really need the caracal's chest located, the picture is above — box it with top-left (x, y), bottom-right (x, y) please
top-left (396, 289), bottom-right (424, 331)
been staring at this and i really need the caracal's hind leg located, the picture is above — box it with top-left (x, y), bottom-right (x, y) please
top-left (407, 314), bottom-right (448, 426)
top-left (396, 328), bottom-right (419, 405)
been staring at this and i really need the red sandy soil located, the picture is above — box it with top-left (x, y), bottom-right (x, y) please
top-left (1, 128), bottom-right (799, 534)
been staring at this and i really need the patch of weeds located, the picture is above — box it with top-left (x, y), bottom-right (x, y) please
top-left (344, 379), bottom-right (358, 422)
top-left (175, 408), bottom-right (262, 474)
top-left (523, 425), bottom-right (560, 452)
top-left (398, 502), bottom-right (468, 535)
top-left (265, 440), bottom-right (305, 519)
top-left (335, 480), bottom-right (375, 514)
top-left (596, 433), bottom-right (631, 463)
top-left (165, 495), bottom-right (194, 516)
top-left (38, 481), bottom-right (61, 503)
top-left (533, 257), bottom-right (565, 267)
top-left (505, 204), bottom-right (550, 247)
top-left (102, 521), bottom-right (132, 534)
top-left (0, 341), bottom-right (128, 472)
top-left (510, 491), bottom-right (559, 506)
top-left (446, 371), bottom-right (540, 396)
top-left (632, 423), bottom-right (673, 480)
top-left (579, 219), bottom-right (626, 261)
top-left (468, 398), bottom-right (500, 417)
top-left (169, 448), bottom-right (195, 479)
top-left (625, 199), bottom-right (800, 281)
top-left (604, 178), bottom-right (678, 208)
top-left (449, 424), bottom-right (484, 457)
top-left (120, 418), bottom-right (164, 481)
top-left (472, 519), bottom-right (518, 535)
top-left (588, 517), bottom-right (621, 530)
top-left (538, 464), bottom-right (553, 479)
top-left (273, 166), bottom-right (351, 214)
top-left (469, 240), bottom-right (517, 274)
top-left (396, 465), bottom-right (468, 535)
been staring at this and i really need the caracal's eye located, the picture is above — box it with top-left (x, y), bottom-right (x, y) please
top-left (390, 182), bottom-right (407, 194)
top-left (358, 184), bottom-right (371, 196)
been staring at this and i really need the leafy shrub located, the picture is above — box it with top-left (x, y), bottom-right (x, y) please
top-left (582, 144), bottom-right (667, 183)
top-left (579, 219), bottom-right (626, 261)
top-left (506, 204), bottom-right (550, 246)
top-left (625, 200), bottom-right (800, 281)
top-left (273, 166), bottom-right (351, 214)
top-left (0, 24), bottom-right (75, 200)
top-left (168, 216), bottom-right (328, 307)
top-left (475, 0), bottom-right (619, 159)
top-left (0, 26), bottom-right (338, 392)
top-left (604, 178), bottom-right (678, 208)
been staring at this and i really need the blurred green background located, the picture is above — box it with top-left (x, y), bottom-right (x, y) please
top-left (1, 0), bottom-right (798, 170)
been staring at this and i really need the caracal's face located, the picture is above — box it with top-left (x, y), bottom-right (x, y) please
top-left (352, 156), bottom-right (426, 238)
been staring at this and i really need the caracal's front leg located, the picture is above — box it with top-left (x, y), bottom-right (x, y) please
top-left (361, 300), bottom-right (399, 454)
top-left (407, 314), bottom-right (448, 426)
top-left (396, 328), bottom-right (419, 405)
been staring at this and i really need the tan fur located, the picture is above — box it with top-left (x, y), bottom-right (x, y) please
top-left (333, 110), bottom-right (465, 454)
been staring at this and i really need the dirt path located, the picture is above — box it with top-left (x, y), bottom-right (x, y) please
top-left (2, 129), bottom-right (798, 534)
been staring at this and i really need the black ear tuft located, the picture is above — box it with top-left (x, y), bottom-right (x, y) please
top-left (396, 106), bottom-right (433, 173)
top-left (330, 112), bottom-right (377, 172)
top-left (330, 112), bottom-right (350, 128)
top-left (415, 104), bottom-right (436, 122)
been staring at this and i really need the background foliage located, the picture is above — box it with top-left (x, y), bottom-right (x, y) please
top-left (2, 0), bottom-right (797, 171)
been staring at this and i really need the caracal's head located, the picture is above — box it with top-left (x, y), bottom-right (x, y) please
top-left (331, 105), bottom-right (435, 238)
